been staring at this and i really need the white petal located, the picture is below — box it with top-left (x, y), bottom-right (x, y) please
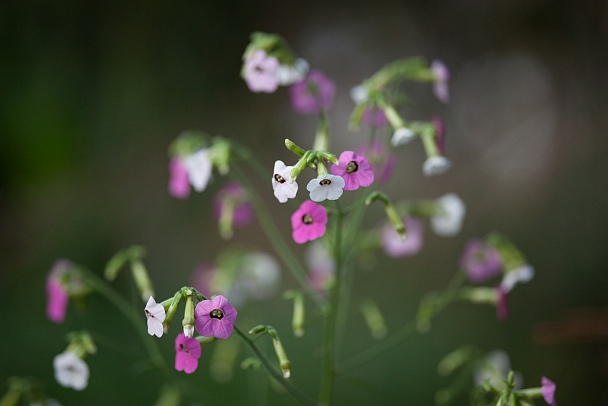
top-left (306, 177), bottom-right (320, 192)
top-left (501, 265), bottom-right (535, 293)
top-left (423, 156), bottom-right (451, 176)
top-left (185, 149), bottom-right (212, 192)
top-left (309, 186), bottom-right (327, 202)
top-left (54, 352), bottom-right (89, 391)
top-left (391, 128), bottom-right (416, 147)
top-left (431, 193), bottom-right (466, 237)
top-left (326, 185), bottom-right (344, 201)
top-left (350, 85), bottom-right (368, 104)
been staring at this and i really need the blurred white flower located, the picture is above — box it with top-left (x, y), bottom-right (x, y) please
top-left (53, 351), bottom-right (89, 391)
top-left (431, 193), bottom-right (465, 237)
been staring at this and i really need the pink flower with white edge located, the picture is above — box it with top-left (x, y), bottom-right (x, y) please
top-left (194, 295), bottom-right (237, 339)
top-left (306, 174), bottom-right (344, 202)
top-left (174, 333), bottom-right (201, 374)
top-left (184, 149), bottom-right (212, 192)
top-left (168, 157), bottom-right (190, 199)
top-left (291, 200), bottom-right (328, 244)
top-left (46, 260), bottom-right (72, 324)
top-left (331, 151), bottom-right (374, 191)
top-left (53, 351), bottom-right (89, 390)
top-left (144, 296), bottom-right (166, 338)
top-left (381, 217), bottom-right (424, 258)
top-left (272, 160), bottom-right (298, 203)
top-left (431, 59), bottom-right (449, 103)
top-left (289, 70), bottom-right (336, 114)
top-left (541, 376), bottom-right (557, 406)
top-left (243, 49), bottom-right (280, 93)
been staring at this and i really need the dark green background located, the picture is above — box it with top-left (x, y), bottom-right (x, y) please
top-left (1, 1), bottom-right (607, 404)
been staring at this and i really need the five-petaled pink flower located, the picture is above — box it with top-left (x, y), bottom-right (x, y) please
top-left (289, 70), bottom-right (336, 114)
top-left (541, 376), bottom-right (557, 406)
top-left (174, 333), bottom-right (202, 374)
top-left (194, 295), bottom-right (237, 339)
top-left (460, 239), bottom-right (503, 283)
top-left (168, 157), bottom-right (191, 199)
top-left (291, 200), bottom-right (328, 244)
top-left (244, 49), bottom-right (280, 93)
top-left (46, 260), bottom-right (72, 323)
top-left (331, 151), bottom-right (374, 191)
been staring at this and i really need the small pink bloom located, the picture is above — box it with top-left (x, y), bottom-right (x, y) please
top-left (289, 70), bottom-right (336, 114)
top-left (541, 376), bottom-right (557, 406)
top-left (431, 60), bottom-right (449, 103)
top-left (194, 295), bottom-right (237, 339)
top-left (496, 286), bottom-right (509, 321)
top-left (381, 217), bottom-right (424, 258)
top-left (46, 260), bottom-right (72, 323)
top-left (331, 151), bottom-right (375, 191)
top-left (356, 141), bottom-right (395, 184)
top-left (168, 157), bottom-right (190, 199)
top-left (460, 239), bottom-right (503, 283)
top-left (291, 200), bottom-right (328, 244)
top-left (214, 182), bottom-right (253, 227)
top-left (432, 117), bottom-right (446, 155)
top-left (361, 108), bottom-right (389, 128)
top-left (244, 49), bottom-right (280, 93)
top-left (174, 333), bottom-right (202, 374)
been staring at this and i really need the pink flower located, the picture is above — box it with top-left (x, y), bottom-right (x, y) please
top-left (432, 117), bottom-right (446, 155)
top-left (431, 60), bottom-right (449, 103)
top-left (244, 49), bottom-right (280, 93)
top-left (168, 157), bottom-right (190, 199)
top-left (361, 108), bottom-right (389, 128)
top-left (291, 200), bottom-right (328, 244)
top-left (496, 286), bottom-right (509, 321)
top-left (460, 239), bottom-right (503, 283)
top-left (174, 333), bottom-right (201, 374)
top-left (289, 70), bottom-right (336, 114)
top-left (356, 141), bottom-right (396, 184)
top-left (46, 260), bottom-right (72, 323)
top-left (214, 182), bottom-right (253, 227)
top-left (381, 217), bottom-right (424, 258)
top-left (331, 151), bottom-right (375, 191)
top-left (194, 295), bottom-right (237, 339)
top-left (541, 376), bottom-right (557, 406)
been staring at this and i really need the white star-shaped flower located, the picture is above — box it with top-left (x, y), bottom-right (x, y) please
top-left (423, 156), bottom-right (452, 176)
top-left (144, 296), bottom-right (166, 338)
top-left (184, 149), bottom-right (212, 192)
top-left (306, 174), bottom-right (345, 202)
top-left (431, 193), bottom-right (466, 237)
top-left (53, 351), bottom-right (89, 391)
top-left (272, 160), bottom-right (298, 203)
top-left (500, 264), bottom-right (535, 293)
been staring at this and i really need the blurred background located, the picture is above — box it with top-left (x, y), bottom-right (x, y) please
top-left (1, 0), bottom-right (608, 404)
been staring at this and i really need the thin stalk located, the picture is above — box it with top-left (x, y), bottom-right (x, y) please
top-left (338, 271), bottom-right (466, 373)
top-left (234, 326), bottom-right (316, 406)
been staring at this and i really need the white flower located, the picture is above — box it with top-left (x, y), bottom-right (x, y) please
top-left (501, 264), bottom-right (535, 293)
top-left (431, 193), bottom-right (466, 237)
top-left (276, 59), bottom-right (309, 86)
top-left (423, 156), bottom-right (452, 176)
top-left (391, 127), bottom-right (416, 147)
top-left (306, 174), bottom-right (345, 202)
top-left (350, 85), bottom-right (368, 104)
top-left (144, 296), bottom-right (166, 338)
top-left (184, 149), bottom-right (212, 192)
top-left (237, 252), bottom-right (281, 300)
top-left (474, 350), bottom-right (522, 390)
top-left (53, 351), bottom-right (89, 391)
top-left (272, 160), bottom-right (298, 203)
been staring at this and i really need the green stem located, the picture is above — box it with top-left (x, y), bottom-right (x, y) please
top-left (234, 325), bottom-right (316, 406)
top-left (319, 202), bottom-right (344, 406)
top-left (338, 271), bottom-right (466, 373)
top-left (231, 164), bottom-right (324, 309)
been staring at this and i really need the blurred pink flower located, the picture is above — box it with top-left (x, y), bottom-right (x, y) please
top-left (496, 286), bottom-right (509, 321)
top-left (541, 376), bottom-right (557, 406)
top-left (432, 116), bottom-right (446, 155)
top-left (381, 217), bottom-right (424, 258)
top-left (460, 239), bottom-right (503, 283)
top-left (194, 295), bottom-right (237, 339)
top-left (289, 70), bottom-right (336, 114)
top-left (244, 49), bottom-right (280, 93)
top-left (331, 151), bottom-right (374, 191)
top-left (291, 200), bottom-right (328, 244)
top-left (46, 260), bottom-right (72, 323)
top-left (168, 157), bottom-right (190, 199)
top-left (174, 333), bottom-right (201, 374)
top-left (214, 182), bottom-right (253, 227)
top-left (431, 59), bottom-right (449, 103)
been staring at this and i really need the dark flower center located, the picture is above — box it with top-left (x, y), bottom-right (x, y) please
top-left (302, 214), bottom-right (313, 224)
top-left (210, 308), bottom-right (224, 320)
top-left (319, 179), bottom-right (332, 186)
top-left (346, 161), bottom-right (359, 174)
top-left (274, 174), bottom-right (286, 183)
top-left (180, 343), bottom-right (189, 353)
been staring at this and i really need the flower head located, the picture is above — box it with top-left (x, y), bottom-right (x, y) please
top-left (184, 149), bottom-right (212, 192)
top-left (46, 260), bottom-right (73, 324)
top-left (272, 160), bottom-right (298, 203)
top-left (382, 217), bottom-right (424, 258)
top-left (291, 200), bottom-right (328, 244)
top-left (306, 174), bottom-right (344, 202)
top-left (391, 127), bottom-right (416, 147)
top-left (356, 141), bottom-right (396, 184)
top-left (145, 296), bottom-right (166, 338)
top-left (214, 182), bottom-right (253, 228)
top-left (423, 156), bottom-right (452, 176)
top-left (243, 49), bottom-right (280, 93)
top-left (431, 193), bottom-right (466, 237)
top-left (174, 333), bottom-right (202, 374)
top-left (331, 151), bottom-right (374, 191)
top-left (500, 264), bottom-right (535, 293)
top-left (194, 295), bottom-right (237, 339)
top-left (541, 376), bottom-right (557, 406)
top-left (460, 239), bottom-right (503, 283)
top-left (289, 70), bottom-right (336, 114)
top-left (168, 157), bottom-right (190, 199)
top-left (53, 351), bottom-right (89, 391)
top-left (431, 59), bottom-right (449, 103)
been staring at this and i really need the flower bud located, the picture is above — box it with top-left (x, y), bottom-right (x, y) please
top-left (182, 294), bottom-right (196, 338)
